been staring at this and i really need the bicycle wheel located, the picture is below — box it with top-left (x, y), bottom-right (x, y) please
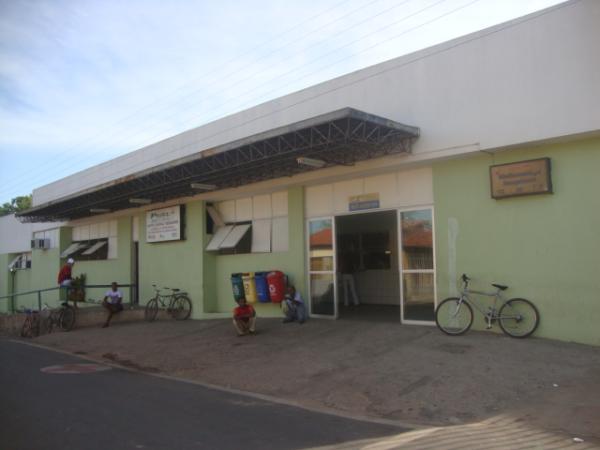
top-left (145, 298), bottom-right (159, 322)
top-left (21, 316), bottom-right (33, 338)
top-left (44, 316), bottom-right (54, 334)
top-left (498, 298), bottom-right (539, 338)
top-left (170, 295), bottom-right (192, 320)
top-left (32, 316), bottom-right (40, 337)
top-left (59, 305), bottom-right (76, 331)
top-left (435, 297), bottom-right (474, 336)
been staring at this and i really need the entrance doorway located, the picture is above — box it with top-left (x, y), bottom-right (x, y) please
top-left (335, 211), bottom-right (400, 321)
top-left (306, 208), bottom-right (436, 323)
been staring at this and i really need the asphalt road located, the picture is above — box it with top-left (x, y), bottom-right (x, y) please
top-left (0, 339), bottom-right (405, 450)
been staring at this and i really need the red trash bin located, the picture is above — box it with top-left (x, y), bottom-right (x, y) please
top-left (267, 271), bottom-right (286, 303)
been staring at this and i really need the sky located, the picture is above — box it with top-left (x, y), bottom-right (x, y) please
top-left (0, 0), bottom-right (566, 205)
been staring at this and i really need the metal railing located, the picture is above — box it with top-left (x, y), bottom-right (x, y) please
top-left (0, 284), bottom-right (138, 314)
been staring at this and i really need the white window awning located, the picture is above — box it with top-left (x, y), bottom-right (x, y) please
top-left (219, 224), bottom-right (251, 249)
top-left (81, 240), bottom-right (107, 256)
top-left (206, 225), bottom-right (234, 251)
top-left (8, 255), bottom-right (21, 270)
top-left (60, 242), bottom-right (88, 258)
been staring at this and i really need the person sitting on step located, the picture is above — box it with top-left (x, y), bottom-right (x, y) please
top-left (233, 297), bottom-right (256, 336)
top-left (282, 285), bottom-right (306, 324)
top-left (102, 281), bottom-right (124, 328)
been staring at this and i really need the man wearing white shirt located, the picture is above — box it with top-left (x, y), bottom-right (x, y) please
top-left (102, 282), bottom-right (123, 328)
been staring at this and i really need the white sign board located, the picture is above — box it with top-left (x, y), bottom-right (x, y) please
top-left (146, 206), bottom-right (182, 243)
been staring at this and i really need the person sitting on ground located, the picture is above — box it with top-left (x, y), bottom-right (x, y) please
top-left (102, 281), bottom-right (124, 328)
top-left (233, 297), bottom-right (256, 336)
top-left (57, 258), bottom-right (75, 287)
top-left (282, 285), bottom-right (306, 324)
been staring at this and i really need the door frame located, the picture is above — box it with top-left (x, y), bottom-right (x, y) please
top-left (397, 206), bottom-right (437, 326)
top-left (306, 216), bottom-right (338, 319)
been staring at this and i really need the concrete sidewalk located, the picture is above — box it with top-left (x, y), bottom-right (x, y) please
top-left (27, 317), bottom-right (600, 447)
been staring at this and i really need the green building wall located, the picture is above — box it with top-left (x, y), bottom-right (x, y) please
top-left (0, 254), bottom-right (15, 312)
top-left (210, 186), bottom-right (305, 316)
top-left (72, 217), bottom-right (134, 304)
top-left (137, 187), bottom-right (305, 319)
top-left (433, 137), bottom-right (600, 346)
top-left (0, 247), bottom-right (62, 312)
top-left (138, 201), bottom-right (205, 318)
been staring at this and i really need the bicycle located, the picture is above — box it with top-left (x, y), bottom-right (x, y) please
top-left (43, 302), bottom-right (76, 333)
top-left (144, 284), bottom-right (192, 322)
top-left (20, 308), bottom-right (41, 338)
top-left (435, 274), bottom-right (540, 338)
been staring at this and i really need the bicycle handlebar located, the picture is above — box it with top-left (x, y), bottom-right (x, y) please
top-left (461, 273), bottom-right (471, 287)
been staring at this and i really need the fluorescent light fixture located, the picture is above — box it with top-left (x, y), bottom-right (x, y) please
top-left (129, 198), bottom-right (152, 205)
top-left (90, 208), bottom-right (110, 213)
top-left (190, 183), bottom-right (217, 190)
top-left (297, 156), bottom-right (326, 168)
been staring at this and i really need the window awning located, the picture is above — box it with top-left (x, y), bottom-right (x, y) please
top-left (8, 255), bottom-right (22, 270)
top-left (220, 224), bottom-right (251, 249)
top-left (18, 108), bottom-right (419, 222)
top-left (60, 242), bottom-right (88, 258)
top-left (206, 225), bottom-right (234, 251)
top-left (81, 240), bottom-right (107, 255)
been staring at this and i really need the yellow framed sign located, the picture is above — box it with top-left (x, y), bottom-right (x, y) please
top-left (490, 158), bottom-right (552, 199)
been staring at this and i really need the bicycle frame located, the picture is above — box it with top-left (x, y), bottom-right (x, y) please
top-left (458, 287), bottom-right (506, 329)
top-left (151, 287), bottom-right (186, 310)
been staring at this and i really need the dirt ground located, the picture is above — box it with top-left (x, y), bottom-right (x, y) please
top-left (28, 316), bottom-right (600, 446)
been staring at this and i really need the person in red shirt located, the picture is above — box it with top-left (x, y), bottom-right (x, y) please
top-left (232, 297), bottom-right (256, 336)
top-left (57, 258), bottom-right (75, 287)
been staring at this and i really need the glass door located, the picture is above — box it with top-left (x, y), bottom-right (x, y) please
top-left (307, 217), bottom-right (338, 318)
top-left (399, 208), bottom-right (436, 324)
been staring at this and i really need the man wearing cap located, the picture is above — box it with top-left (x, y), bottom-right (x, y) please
top-left (58, 258), bottom-right (75, 287)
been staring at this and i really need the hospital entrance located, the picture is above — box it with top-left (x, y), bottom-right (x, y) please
top-left (307, 208), bottom-right (436, 324)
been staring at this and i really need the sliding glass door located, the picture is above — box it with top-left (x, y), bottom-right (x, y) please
top-left (399, 208), bottom-right (436, 323)
top-left (307, 217), bottom-right (338, 318)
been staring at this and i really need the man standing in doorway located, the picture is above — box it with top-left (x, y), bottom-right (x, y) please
top-left (340, 258), bottom-right (360, 307)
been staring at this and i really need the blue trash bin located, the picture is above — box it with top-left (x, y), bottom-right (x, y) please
top-left (255, 272), bottom-right (270, 303)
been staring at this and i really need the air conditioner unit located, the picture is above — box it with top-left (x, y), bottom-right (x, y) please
top-left (30, 238), bottom-right (50, 249)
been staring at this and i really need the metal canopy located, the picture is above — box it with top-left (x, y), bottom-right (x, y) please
top-left (19, 108), bottom-right (419, 222)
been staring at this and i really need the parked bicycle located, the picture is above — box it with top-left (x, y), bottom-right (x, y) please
top-left (43, 301), bottom-right (76, 333)
top-left (144, 284), bottom-right (192, 322)
top-left (20, 308), bottom-right (41, 338)
top-left (435, 274), bottom-right (540, 338)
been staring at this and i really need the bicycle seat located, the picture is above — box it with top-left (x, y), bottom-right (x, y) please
top-left (172, 288), bottom-right (180, 292)
top-left (492, 283), bottom-right (508, 290)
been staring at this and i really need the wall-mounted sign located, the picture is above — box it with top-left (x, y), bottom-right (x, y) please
top-left (146, 205), bottom-right (183, 243)
top-left (490, 158), bottom-right (552, 199)
top-left (349, 193), bottom-right (380, 211)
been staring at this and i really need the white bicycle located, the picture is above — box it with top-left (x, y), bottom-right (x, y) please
top-left (435, 274), bottom-right (540, 338)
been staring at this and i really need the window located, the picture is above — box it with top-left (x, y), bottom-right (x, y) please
top-left (251, 219), bottom-right (271, 253)
top-left (8, 252), bottom-right (32, 270)
top-left (206, 225), bottom-right (234, 251)
top-left (81, 240), bottom-right (108, 256)
top-left (206, 224), bottom-right (252, 254)
top-left (207, 191), bottom-right (289, 255)
top-left (60, 242), bottom-right (89, 258)
top-left (32, 229), bottom-right (58, 249)
top-left (70, 220), bottom-right (117, 260)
